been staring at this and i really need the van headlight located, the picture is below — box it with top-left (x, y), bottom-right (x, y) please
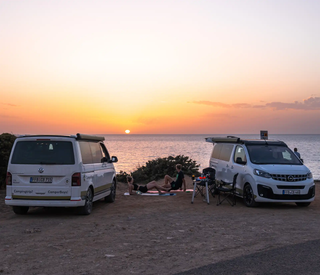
top-left (254, 169), bottom-right (271, 178)
top-left (307, 172), bottom-right (313, 179)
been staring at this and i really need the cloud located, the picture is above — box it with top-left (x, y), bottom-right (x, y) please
top-left (266, 97), bottom-right (320, 110)
top-left (1, 102), bottom-right (18, 107)
top-left (191, 101), bottom-right (250, 108)
top-left (191, 97), bottom-right (320, 111)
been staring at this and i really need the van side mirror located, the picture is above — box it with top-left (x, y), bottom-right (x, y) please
top-left (109, 156), bottom-right (118, 163)
top-left (236, 157), bottom-right (246, 165)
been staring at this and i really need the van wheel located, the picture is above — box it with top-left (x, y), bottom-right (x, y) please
top-left (105, 180), bottom-right (116, 203)
top-left (12, 206), bottom-right (29, 215)
top-left (80, 188), bottom-right (93, 215)
top-left (243, 184), bottom-right (257, 207)
top-left (296, 202), bottom-right (311, 207)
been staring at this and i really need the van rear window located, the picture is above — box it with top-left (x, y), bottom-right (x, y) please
top-left (11, 141), bottom-right (75, 165)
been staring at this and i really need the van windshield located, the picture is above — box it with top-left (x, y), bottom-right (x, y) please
top-left (11, 141), bottom-right (75, 165)
top-left (247, 145), bottom-right (302, 165)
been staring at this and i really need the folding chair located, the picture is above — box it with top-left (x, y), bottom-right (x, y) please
top-left (191, 168), bottom-right (216, 205)
top-left (216, 173), bottom-right (238, 206)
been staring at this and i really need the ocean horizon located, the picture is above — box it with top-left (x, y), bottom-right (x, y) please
top-left (100, 134), bottom-right (320, 180)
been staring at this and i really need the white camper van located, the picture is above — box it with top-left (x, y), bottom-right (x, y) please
top-left (5, 133), bottom-right (118, 215)
top-left (206, 136), bottom-right (315, 207)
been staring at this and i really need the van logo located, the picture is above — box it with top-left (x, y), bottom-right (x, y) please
top-left (287, 175), bottom-right (294, 182)
top-left (38, 167), bottom-right (44, 173)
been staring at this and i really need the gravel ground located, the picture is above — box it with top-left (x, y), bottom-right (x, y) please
top-left (0, 178), bottom-right (319, 275)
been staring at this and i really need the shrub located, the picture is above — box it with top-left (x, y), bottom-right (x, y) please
top-left (0, 133), bottom-right (16, 188)
top-left (116, 155), bottom-right (200, 183)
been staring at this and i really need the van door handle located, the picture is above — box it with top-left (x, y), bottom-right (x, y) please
top-left (231, 165), bottom-right (234, 169)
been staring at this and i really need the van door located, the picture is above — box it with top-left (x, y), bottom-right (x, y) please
top-left (100, 143), bottom-right (114, 186)
top-left (232, 145), bottom-right (247, 194)
top-left (210, 143), bottom-right (223, 178)
top-left (88, 142), bottom-right (113, 197)
top-left (78, 141), bottom-right (94, 196)
top-left (219, 144), bottom-right (235, 183)
top-left (88, 142), bottom-right (105, 196)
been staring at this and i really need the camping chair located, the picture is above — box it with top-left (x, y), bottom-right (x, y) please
top-left (191, 168), bottom-right (216, 205)
top-left (216, 173), bottom-right (238, 206)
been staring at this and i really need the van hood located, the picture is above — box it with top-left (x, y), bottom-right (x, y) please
top-left (254, 164), bottom-right (310, 174)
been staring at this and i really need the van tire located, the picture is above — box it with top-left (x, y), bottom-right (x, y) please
top-left (105, 180), bottom-right (116, 203)
top-left (296, 202), bottom-right (311, 207)
top-left (243, 183), bottom-right (257, 207)
top-left (80, 188), bottom-right (93, 215)
top-left (13, 206), bottom-right (29, 215)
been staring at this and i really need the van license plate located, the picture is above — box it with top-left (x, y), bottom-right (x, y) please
top-left (30, 177), bottom-right (53, 183)
top-left (283, 190), bottom-right (300, 195)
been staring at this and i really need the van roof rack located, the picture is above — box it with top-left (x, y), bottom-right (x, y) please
top-left (205, 136), bottom-right (287, 146)
top-left (17, 133), bottom-right (105, 142)
top-left (76, 133), bottom-right (105, 141)
top-left (205, 136), bottom-right (240, 143)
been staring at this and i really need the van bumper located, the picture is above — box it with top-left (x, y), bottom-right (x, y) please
top-left (5, 196), bottom-right (85, 207)
top-left (255, 184), bottom-right (315, 202)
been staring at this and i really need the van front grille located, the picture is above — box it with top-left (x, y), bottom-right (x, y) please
top-left (270, 174), bottom-right (307, 182)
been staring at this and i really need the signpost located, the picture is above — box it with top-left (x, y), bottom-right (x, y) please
top-left (260, 130), bottom-right (268, 140)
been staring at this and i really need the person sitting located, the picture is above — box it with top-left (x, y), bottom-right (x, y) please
top-left (127, 176), bottom-right (169, 195)
top-left (162, 164), bottom-right (186, 192)
top-left (294, 148), bottom-right (301, 159)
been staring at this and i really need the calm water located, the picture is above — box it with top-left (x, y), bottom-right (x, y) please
top-left (102, 134), bottom-right (320, 180)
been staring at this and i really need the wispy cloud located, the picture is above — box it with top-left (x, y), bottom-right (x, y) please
top-left (191, 101), bottom-right (251, 108)
top-left (266, 97), bottom-right (320, 110)
top-left (191, 97), bottom-right (320, 111)
top-left (1, 102), bottom-right (18, 107)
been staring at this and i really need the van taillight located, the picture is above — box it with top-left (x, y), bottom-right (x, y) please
top-left (72, 173), bottom-right (81, 186)
top-left (6, 172), bottom-right (12, 185)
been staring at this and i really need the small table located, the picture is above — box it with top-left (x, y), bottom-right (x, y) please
top-left (191, 177), bottom-right (216, 204)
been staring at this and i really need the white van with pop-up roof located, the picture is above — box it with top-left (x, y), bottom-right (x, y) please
top-left (5, 133), bottom-right (118, 215)
top-left (206, 136), bottom-right (315, 207)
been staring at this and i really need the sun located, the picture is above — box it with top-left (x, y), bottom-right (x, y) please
top-left (125, 130), bottom-right (130, 134)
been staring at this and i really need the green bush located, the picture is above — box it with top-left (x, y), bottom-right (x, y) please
top-left (0, 133), bottom-right (16, 188)
top-left (116, 155), bottom-right (200, 183)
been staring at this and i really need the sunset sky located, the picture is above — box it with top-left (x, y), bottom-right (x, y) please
top-left (1, 0), bottom-right (320, 135)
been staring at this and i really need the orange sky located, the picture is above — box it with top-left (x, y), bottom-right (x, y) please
top-left (1, 0), bottom-right (320, 135)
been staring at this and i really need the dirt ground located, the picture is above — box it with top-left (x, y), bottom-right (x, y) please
top-left (1, 177), bottom-right (320, 275)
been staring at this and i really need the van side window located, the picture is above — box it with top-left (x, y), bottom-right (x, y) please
top-left (79, 142), bottom-right (93, 164)
top-left (89, 142), bottom-right (103, 163)
top-left (220, 144), bottom-right (234, 161)
top-left (100, 143), bottom-right (110, 161)
top-left (212, 143), bottom-right (223, 159)
top-left (234, 145), bottom-right (247, 163)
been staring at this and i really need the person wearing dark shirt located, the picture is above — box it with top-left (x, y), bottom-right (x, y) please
top-left (162, 164), bottom-right (186, 191)
top-left (294, 148), bottom-right (301, 159)
top-left (127, 176), bottom-right (169, 195)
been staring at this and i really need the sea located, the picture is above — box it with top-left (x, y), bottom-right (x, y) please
top-left (101, 134), bottom-right (320, 180)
